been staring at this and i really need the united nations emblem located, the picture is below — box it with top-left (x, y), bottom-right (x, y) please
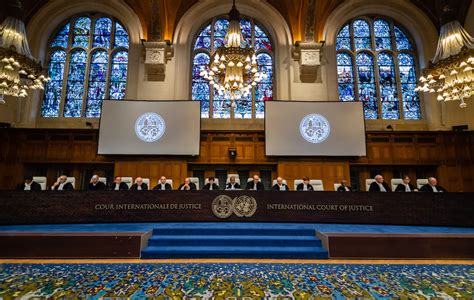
top-left (299, 113), bottom-right (331, 144)
top-left (212, 195), bottom-right (234, 219)
top-left (135, 112), bottom-right (166, 143)
top-left (233, 195), bottom-right (257, 218)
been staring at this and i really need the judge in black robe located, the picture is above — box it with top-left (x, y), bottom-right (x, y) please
top-left (368, 175), bottom-right (391, 192)
top-left (297, 177), bottom-right (314, 191)
top-left (202, 177), bottom-right (219, 190)
top-left (246, 175), bottom-right (265, 191)
top-left (420, 177), bottom-right (447, 192)
top-left (153, 176), bottom-right (172, 190)
top-left (16, 176), bottom-right (42, 191)
top-left (110, 176), bottom-right (129, 191)
top-left (178, 178), bottom-right (197, 190)
top-left (130, 177), bottom-right (148, 191)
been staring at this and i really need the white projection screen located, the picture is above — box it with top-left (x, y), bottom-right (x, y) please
top-left (98, 100), bottom-right (200, 155)
top-left (265, 101), bottom-right (366, 156)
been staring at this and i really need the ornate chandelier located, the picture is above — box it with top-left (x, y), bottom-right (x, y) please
top-left (200, 0), bottom-right (266, 105)
top-left (416, 8), bottom-right (474, 108)
top-left (0, 15), bottom-right (49, 104)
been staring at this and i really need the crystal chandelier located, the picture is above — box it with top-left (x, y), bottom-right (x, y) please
top-left (200, 0), bottom-right (266, 106)
top-left (0, 14), bottom-right (49, 104)
top-left (415, 7), bottom-right (474, 108)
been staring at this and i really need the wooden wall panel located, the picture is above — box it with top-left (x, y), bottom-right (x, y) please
top-left (114, 160), bottom-right (187, 189)
top-left (278, 161), bottom-right (350, 191)
top-left (0, 129), bottom-right (472, 192)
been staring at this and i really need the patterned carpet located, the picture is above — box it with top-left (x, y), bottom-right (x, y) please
top-left (1, 263), bottom-right (472, 299)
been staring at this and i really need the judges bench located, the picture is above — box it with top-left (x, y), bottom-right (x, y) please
top-left (0, 191), bottom-right (472, 227)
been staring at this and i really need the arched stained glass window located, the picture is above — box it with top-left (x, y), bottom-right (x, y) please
top-left (41, 15), bottom-right (129, 118)
top-left (191, 17), bottom-right (274, 119)
top-left (336, 17), bottom-right (421, 120)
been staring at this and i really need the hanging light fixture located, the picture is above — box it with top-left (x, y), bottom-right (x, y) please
top-left (0, 2), bottom-right (49, 104)
top-left (416, 5), bottom-right (474, 108)
top-left (200, 0), bottom-right (266, 107)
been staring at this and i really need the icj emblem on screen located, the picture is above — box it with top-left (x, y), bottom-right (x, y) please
top-left (135, 112), bottom-right (166, 142)
top-left (300, 114), bottom-right (331, 144)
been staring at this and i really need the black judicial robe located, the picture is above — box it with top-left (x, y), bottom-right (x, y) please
top-left (16, 181), bottom-right (42, 191)
top-left (110, 182), bottom-right (129, 191)
top-left (153, 183), bottom-right (172, 190)
top-left (52, 182), bottom-right (74, 191)
top-left (178, 182), bottom-right (197, 190)
top-left (420, 184), bottom-right (447, 193)
top-left (88, 181), bottom-right (106, 191)
top-left (395, 183), bottom-right (416, 192)
top-left (368, 181), bottom-right (391, 192)
top-left (130, 183), bottom-right (149, 191)
top-left (246, 181), bottom-right (265, 191)
top-left (225, 182), bottom-right (241, 190)
top-left (297, 183), bottom-right (314, 191)
top-left (272, 184), bottom-right (289, 191)
top-left (337, 185), bottom-right (353, 192)
top-left (202, 183), bottom-right (219, 190)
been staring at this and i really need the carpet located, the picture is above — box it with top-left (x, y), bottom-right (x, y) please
top-left (1, 263), bottom-right (472, 299)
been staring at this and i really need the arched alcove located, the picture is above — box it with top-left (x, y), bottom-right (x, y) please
top-left (21, 0), bottom-right (143, 128)
top-left (323, 0), bottom-right (444, 131)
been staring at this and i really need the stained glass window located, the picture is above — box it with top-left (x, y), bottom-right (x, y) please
top-left (41, 15), bottom-right (129, 118)
top-left (192, 17), bottom-right (273, 119)
top-left (336, 17), bottom-right (421, 120)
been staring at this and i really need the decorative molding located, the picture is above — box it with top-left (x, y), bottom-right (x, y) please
top-left (293, 41), bottom-right (323, 82)
top-left (143, 41), bottom-right (173, 81)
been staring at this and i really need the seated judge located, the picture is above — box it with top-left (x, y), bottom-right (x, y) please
top-left (52, 175), bottom-right (74, 191)
top-left (110, 176), bottom-right (129, 191)
top-left (337, 180), bottom-right (352, 192)
top-left (297, 177), bottom-right (314, 191)
top-left (153, 176), bottom-right (172, 190)
top-left (368, 175), bottom-right (390, 192)
top-left (16, 175), bottom-right (42, 191)
top-left (130, 177), bottom-right (148, 191)
top-left (203, 177), bottom-right (219, 190)
top-left (420, 177), bottom-right (447, 193)
top-left (272, 177), bottom-right (289, 191)
top-left (246, 175), bottom-right (265, 191)
top-left (178, 178), bottom-right (197, 191)
top-left (395, 175), bottom-right (418, 192)
top-left (225, 176), bottom-right (241, 190)
top-left (88, 175), bottom-right (106, 190)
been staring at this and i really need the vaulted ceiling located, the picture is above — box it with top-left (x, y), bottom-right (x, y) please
top-left (2, 0), bottom-right (472, 43)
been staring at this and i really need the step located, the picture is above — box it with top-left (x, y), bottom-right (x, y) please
top-left (141, 245), bottom-right (329, 259)
top-left (147, 235), bottom-right (322, 247)
top-left (152, 228), bottom-right (316, 236)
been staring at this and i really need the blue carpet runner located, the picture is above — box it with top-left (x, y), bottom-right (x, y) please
top-left (141, 227), bottom-right (329, 259)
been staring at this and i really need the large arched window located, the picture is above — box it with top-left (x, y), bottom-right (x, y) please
top-left (192, 17), bottom-right (273, 119)
top-left (41, 15), bottom-right (129, 118)
top-left (336, 17), bottom-right (421, 120)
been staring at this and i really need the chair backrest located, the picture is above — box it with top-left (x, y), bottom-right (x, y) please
top-left (272, 179), bottom-right (288, 186)
top-left (334, 183), bottom-right (341, 191)
top-left (98, 177), bottom-right (107, 185)
top-left (226, 174), bottom-right (240, 184)
top-left (204, 178), bottom-right (219, 186)
top-left (33, 176), bottom-right (47, 190)
top-left (391, 178), bottom-right (403, 191)
top-left (141, 178), bottom-right (150, 186)
top-left (189, 177), bottom-right (200, 190)
top-left (121, 177), bottom-right (133, 188)
top-left (294, 179), bottom-right (303, 191)
top-left (417, 179), bottom-right (429, 189)
top-left (311, 180), bottom-right (324, 191)
top-left (247, 177), bottom-right (261, 182)
top-left (65, 177), bottom-right (75, 188)
top-left (365, 179), bottom-right (376, 191)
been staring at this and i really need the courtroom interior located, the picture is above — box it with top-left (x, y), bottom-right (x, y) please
top-left (0, 0), bottom-right (473, 298)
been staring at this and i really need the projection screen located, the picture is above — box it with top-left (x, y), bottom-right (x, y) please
top-left (98, 100), bottom-right (200, 155)
top-left (265, 101), bottom-right (366, 156)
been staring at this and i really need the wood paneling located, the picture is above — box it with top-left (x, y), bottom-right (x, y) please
top-left (278, 161), bottom-right (349, 191)
top-left (0, 129), bottom-right (473, 192)
top-left (115, 160), bottom-right (187, 189)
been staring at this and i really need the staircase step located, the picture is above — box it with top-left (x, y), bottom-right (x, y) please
top-left (147, 235), bottom-right (322, 247)
top-left (152, 228), bottom-right (316, 236)
top-left (141, 246), bottom-right (328, 259)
